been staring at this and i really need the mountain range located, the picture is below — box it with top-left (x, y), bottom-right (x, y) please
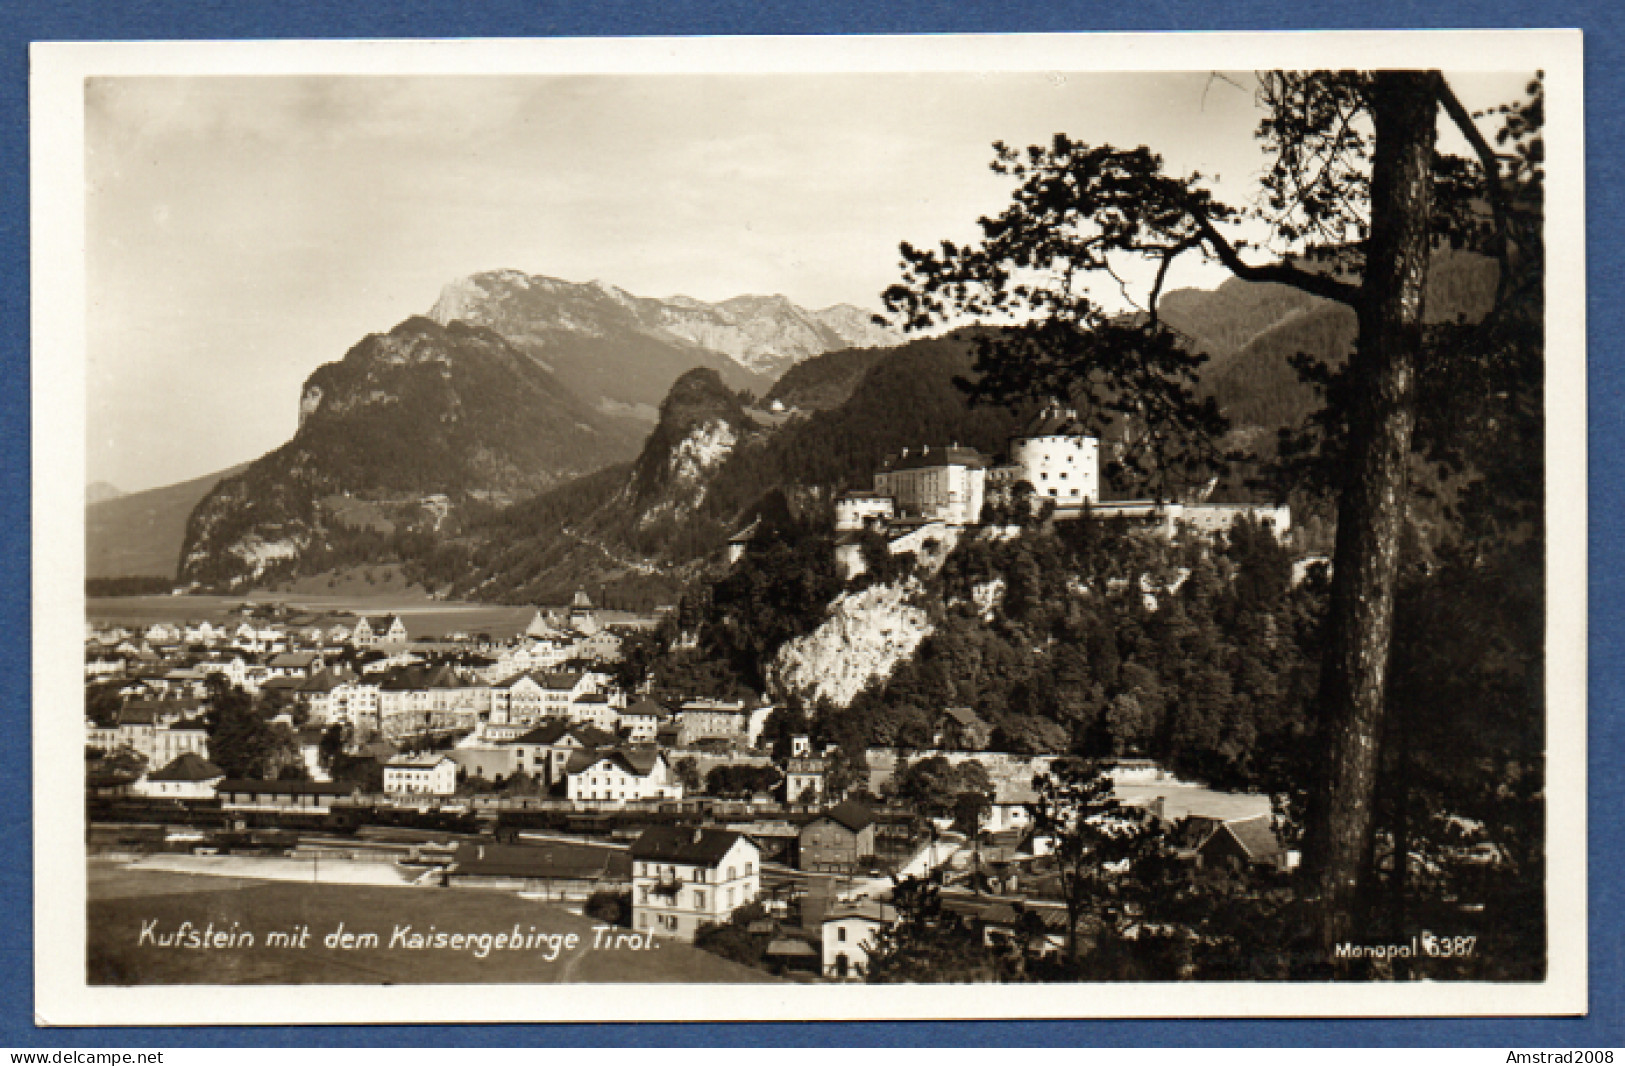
top-left (427, 271), bottom-right (898, 427)
top-left (92, 252), bottom-right (1497, 596)
top-left (145, 276), bottom-right (896, 589)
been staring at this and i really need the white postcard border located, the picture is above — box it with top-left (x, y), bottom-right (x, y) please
top-left (32, 29), bottom-right (1588, 1025)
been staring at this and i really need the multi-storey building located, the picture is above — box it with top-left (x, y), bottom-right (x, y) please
top-left (87, 703), bottom-right (210, 766)
top-left (798, 800), bottom-right (877, 873)
top-left (630, 827), bottom-right (760, 940)
top-left (503, 721), bottom-right (618, 787)
top-left (564, 748), bottom-right (679, 804)
top-left (383, 754), bottom-right (458, 796)
top-left (616, 698), bottom-right (665, 744)
top-left (675, 699), bottom-right (753, 749)
top-left (873, 445), bottom-right (988, 526)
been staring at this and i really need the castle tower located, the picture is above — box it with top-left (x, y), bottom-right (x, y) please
top-left (1010, 403), bottom-right (1099, 510)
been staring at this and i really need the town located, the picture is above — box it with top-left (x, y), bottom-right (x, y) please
top-left (86, 410), bottom-right (1306, 983)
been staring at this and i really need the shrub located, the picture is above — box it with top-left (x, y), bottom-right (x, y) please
top-left (584, 889), bottom-right (631, 928)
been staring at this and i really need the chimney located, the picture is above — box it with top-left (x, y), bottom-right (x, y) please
top-left (692, 828), bottom-right (704, 845)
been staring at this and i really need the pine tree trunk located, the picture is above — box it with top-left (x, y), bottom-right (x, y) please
top-left (1304, 70), bottom-right (1438, 950)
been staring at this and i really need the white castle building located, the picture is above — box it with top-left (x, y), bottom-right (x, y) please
top-left (832, 403), bottom-right (1289, 579)
top-left (833, 490), bottom-right (896, 532)
top-left (872, 445), bottom-right (988, 527)
top-left (996, 403), bottom-right (1101, 513)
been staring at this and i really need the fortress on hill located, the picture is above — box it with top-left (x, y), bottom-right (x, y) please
top-left (831, 402), bottom-right (1289, 579)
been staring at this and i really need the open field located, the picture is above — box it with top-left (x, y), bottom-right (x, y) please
top-left (1112, 781), bottom-right (1273, 823)
top-left (88, 862), bottom-right (776, 985)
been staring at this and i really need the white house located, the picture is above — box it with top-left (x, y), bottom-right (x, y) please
top-left (616, 698), bottom-right (665, 743)
top-left (834, 490), bottom-right (896, 532)
top-left (308, 678), bottom-right (381, 732)
top-left (629, 827), bottom-right (760, 940)
top-left (503, 721), bottom-right (618, 786)
top-left (489, 669), bottom-right (594, 725)
top-left (266, 651), bottom-right (323, 679)
top-left (382, 754), bottom-right (458, 796)
top-left (87, 706), bottom-right (210, 766)
top-left (568, 692), bottom-right (620, 733)
top-left (134, 753), bottom-right (225, 800)
top-left (352, 615), bottom-right (408, 647)
top-left (822, 899), bottom-right (898, 980)
top-left (564, 748), bottom-right (679, 804)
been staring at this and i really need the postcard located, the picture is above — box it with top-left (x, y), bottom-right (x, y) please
top-left (32, 30), bottom-right (1586, 1023)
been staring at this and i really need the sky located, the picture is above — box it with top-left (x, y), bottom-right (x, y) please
top-left (85, 70), bottom-right (1531, 494)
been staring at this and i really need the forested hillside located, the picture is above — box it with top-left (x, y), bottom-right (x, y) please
top-left (178, 316), bottom-right (641, 589)
top-left (420, 336), bottom-right (1027, 603)
top-left (763, 345), bottom-right (890, 411)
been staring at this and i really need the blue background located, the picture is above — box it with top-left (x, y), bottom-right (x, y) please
top-left (2, 0), bottom-right (1618, 1048)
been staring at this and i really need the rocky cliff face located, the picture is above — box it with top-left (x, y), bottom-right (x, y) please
top-left (625, 367), bottom-right (757, 522)
top-left (427, 270), bottom-right (900, 418)
top-left (769, 579), bottom-right (934, 707)
top-left (178, 316), bottom-right (640, 589)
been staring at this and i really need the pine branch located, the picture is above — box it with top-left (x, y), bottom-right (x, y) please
top-left (1435, 72), bottom-right (1515, 307)
top-left (1188, 205), bottom-right (1362, 307)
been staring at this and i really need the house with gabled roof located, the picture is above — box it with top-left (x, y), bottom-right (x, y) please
top-left (134, 753), bottom-right (225, 799)
top-left (564, 747), bottom-right (679, 805)
top-left (523, 609), bottom-right (569, 641)
top-left (503, 721), bottom-right (618, 786)
top-left (822, 898), bottom-right (898, 980)
top-left (1194, 814), bottom-right (1291, 872)
top-left (935, 706), bottom-right (993, 751)
top-left (267, 650), bottom-right (323, 678)
top-left (616, 698), bottom-right (666, 743)
top-left (351, 614), bottom-right (408, 648)
top-left (629, 826), bottom-right (760, 940)
top-left (798, 799), bottom-right (877, 873)
top-left (445, 841), bottom-right (631, 895)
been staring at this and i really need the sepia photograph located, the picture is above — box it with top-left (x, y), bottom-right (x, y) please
top-left (31, 31), bottom-right (1587, 1024)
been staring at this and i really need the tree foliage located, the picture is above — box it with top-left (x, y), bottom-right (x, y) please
top-left (202, 678), bottom-right (302, 780)
top-left (879, 69), bottom-right (1544, 949)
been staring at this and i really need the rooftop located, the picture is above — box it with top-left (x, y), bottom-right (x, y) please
top-left (824, 899), bottom-right (897, 924)
top-left (881, 445), bottom-right (989, 473)
top-left (629, 825), bottom-right (750, 866)
top-left (147, 753), bottom-right (224, 782)
top-left (1018, 404), bottom-right (1093, 440)
top-left (508, 721), bottom-right (618, 748)
top-left (816, 799), bottom-right (875, 834)
top-left (564, 747), bottom-right (663, 777)
top-left (451, 841), bottom-right (630, 882)
top-left (217, 779), bottom-right (357, 797)
top-left (386, 754), bottom-right (453, 769)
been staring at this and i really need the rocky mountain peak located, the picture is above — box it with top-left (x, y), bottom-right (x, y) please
top-left (628, 368), bottom-right (754, 514)
top-left (425, 269), bottom-right (901, 384)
